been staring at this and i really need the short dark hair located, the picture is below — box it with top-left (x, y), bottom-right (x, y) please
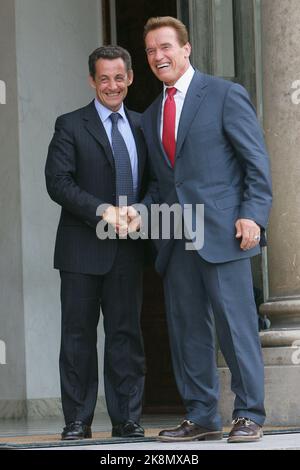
top-left (88, 45), bottom-right (132, 78)
top-left (144, 16), bottom-right (189, 46)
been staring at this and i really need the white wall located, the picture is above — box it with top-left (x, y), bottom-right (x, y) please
top-left (11, 0), bottom-right (105, 412)
top-left (0, 0), bottom-right (26, 417)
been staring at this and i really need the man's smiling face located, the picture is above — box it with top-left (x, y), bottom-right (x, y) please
top-left (89, 58), bottom-right (133, 112)
top-left (145, 26), bottom-right (191, 86)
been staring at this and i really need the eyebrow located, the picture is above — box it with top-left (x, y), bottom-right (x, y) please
top-left (145, 42), bottom-right (173, 52)
top-left (97, 73), bottom-right (126, 79)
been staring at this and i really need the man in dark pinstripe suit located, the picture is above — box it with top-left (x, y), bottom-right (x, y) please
top-left (45, 46), bottom-right (148, 440)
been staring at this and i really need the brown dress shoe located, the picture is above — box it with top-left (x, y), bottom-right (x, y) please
top-left (227, 417), bottom-right (263, 443)
top-left (158, 420), bottom-right (223, 442)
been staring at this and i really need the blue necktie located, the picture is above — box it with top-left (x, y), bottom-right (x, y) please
top-left (110, 113), bottom-right (135, 206)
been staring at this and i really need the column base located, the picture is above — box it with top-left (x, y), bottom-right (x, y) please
top-left (217, 296), bottom-right (300, 426)
top-left (260, 329), bottom-right (300, 347)
top-left (218, 364), bottom-right (300, 426)
top-left (260, 299), bottom-right (300, 328)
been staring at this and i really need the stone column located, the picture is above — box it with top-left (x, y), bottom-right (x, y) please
top-left (258, 0), bottom-right (300, 424)
top-left (260, 0), bottom-right (300, 345)
top-left (217, 0), bottom-right (300, 426)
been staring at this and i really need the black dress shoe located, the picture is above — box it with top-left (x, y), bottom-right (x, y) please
top-left (227, 417), bottom-right (263, 443)
top-left (158, 420), bottom-right (223, 442)
top-left (61, 421), bottom-right (92, 440)
top-left (112, 421), bottom-right (145, 438)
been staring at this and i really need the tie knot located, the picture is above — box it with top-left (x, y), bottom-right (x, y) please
top-left (110, 112), bottom-right (121, 125)
top-left (166, 87), bottom-right (177, 99)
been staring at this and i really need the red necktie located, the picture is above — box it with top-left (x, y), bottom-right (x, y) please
top-left (162, 87), bottom-right (177, 167)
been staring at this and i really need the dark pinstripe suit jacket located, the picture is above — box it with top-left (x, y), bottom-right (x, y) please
top-left (45, 101), bottom-right (148, 275)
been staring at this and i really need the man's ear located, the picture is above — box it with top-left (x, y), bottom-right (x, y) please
top-left (127, 70), bottom-right (134, 86)
top-left (88, 75), bottom-right (96, 89)
top-left (183, 42), bottom-right (192, 58)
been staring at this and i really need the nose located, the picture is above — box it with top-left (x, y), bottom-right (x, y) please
top-left (108, 79), bottom-right (119, 90)
top-left (154, 48), bottom-right (165, 62)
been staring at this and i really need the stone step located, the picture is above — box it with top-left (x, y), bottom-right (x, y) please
top-left (218, 346), bottom-right (300, 367)
top-left (218, 364), bottom-right (300, 426)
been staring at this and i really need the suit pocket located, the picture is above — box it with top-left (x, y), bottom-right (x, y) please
top-left (214, 193), bottom-right (241, 210)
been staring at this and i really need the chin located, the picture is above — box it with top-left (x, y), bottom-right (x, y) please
top-left (160, 72), bottom-right (174, 82)
top-left (163, 79), bottom-right (174, 86)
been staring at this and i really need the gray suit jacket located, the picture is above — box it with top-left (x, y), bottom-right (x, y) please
top-left (141, 70), bottom-right (272, 274)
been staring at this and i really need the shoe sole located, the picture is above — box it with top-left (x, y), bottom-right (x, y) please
top-left (157, 431), bottom-right (223, 442)
top-left (227, 431), bottom-right (263, 443)
top-left (61, 434), bottom-right (92, 441)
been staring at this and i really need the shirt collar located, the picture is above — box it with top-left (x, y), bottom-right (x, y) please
top-left (163, 65), bottom-right (195, 99)
top-left (94, 98), bottom-right (126, 123)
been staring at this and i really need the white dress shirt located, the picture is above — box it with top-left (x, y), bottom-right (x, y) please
top-left (94, 99), bottom-right (138, 194)
top-left (160, 65), bottom-right (195, 140)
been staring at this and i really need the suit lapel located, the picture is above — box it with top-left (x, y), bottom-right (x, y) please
top-left (83, 102), bottom-right (146, 187)
top-left (152, 71), bottom-right (208, 168)
top-left (125, 109), bottom-right (146, 190)
top-left (175, 70), bottom-right (208, 158)
top-left (82, 101), bottom-right (115, 168)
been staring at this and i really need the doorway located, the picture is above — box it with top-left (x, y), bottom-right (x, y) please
top-left (103, 0), bottom-right (177, 112)
top-left (102, 0), bottom-right (262, 413)
top-left (103, 0), bottom-right (184, 413)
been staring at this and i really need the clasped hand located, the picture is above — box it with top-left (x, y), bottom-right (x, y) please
top-left (102, 205), bottom-right (141, 238)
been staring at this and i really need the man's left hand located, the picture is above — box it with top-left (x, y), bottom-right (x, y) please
top-left (117, 206), bottom-right (142, 238)
top-left (127, 206), bottom-right (142, 234)
top-left (235, 218), bottom-right (261, 251)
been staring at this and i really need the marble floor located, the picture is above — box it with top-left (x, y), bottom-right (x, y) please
top-left (0, 413), bottom-right (182, 438)
top-left (1, 414), bottom-right (300, 452)
top-left (1, 412), bottom-right (299, 442)
top-left (41, 433), bottom-right (300, 451)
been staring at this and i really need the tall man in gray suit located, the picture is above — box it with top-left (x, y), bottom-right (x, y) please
top-left (141, 17), bottom-right (272, 443)
top-left (45, 46), bottom-right (147, 440)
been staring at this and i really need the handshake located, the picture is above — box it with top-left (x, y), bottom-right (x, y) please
top-left (102, 205), bottom-right (141, 238)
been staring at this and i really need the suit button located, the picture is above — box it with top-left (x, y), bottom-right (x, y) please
top-left (176, 181), bottom-right (182, 188)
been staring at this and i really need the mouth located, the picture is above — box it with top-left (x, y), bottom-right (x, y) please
top-left (105, 92), bottom-right (121, 98)
top-left (156, 63), bottom-right (170, 70)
